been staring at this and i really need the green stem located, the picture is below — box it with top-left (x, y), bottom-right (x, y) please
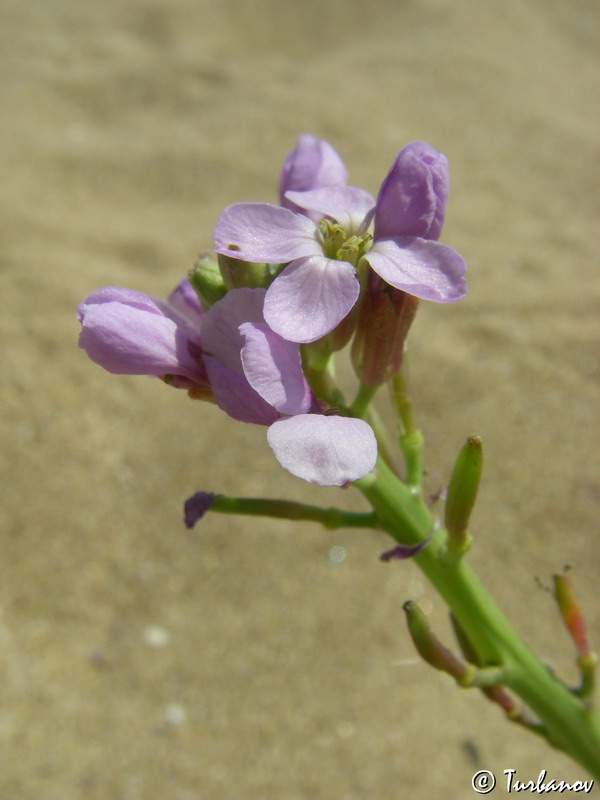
top-left (300, 347), bottom-right (345, 408)
top-left (365, 405), bottom-right (402, 475)
top-left (349, 382), bottom-right (378, 417)
top-left (391, 369), bottom-right (416, 435)
top-left (391, 370), bottom-right (423, 488)
top-left (355, 458), bottom-right (600, 777)
top-left (209, 495), bottom-right (381, 531)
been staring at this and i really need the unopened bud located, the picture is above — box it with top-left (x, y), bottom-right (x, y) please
top-left (403, 600), bottom-right (470, 682)
top-left (444, 436), bottom-right (483, 549)
top-left (188, 254), bottom-right (227, 309)
top-left (553, 572), bottom-right (592, 659)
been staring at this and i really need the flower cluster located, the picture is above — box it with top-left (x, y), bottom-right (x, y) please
top-left (77, 134), bottom-right (466, 486)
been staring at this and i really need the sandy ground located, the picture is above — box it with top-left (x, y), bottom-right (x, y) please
top-left (1, 0), bottom-right (599, 797)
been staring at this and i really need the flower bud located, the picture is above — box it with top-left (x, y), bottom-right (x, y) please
top-left (553, 572), bottom-right (592, 659)
top-left (188, 254), bottom-right (227, 310)
top-left (444, 436), bottom-right (483, 548)
top-left (374, 141), bottom-right (449, 241)
top-left (403, 600), bottom-right (470, 681)
top-left (351, 270), bottom-right (418, 387)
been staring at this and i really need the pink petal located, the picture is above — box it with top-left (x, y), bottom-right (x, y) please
top-left (284, 185), bottom-right (375, 234)
top-left (263, 256), bottom-right (360, 343)
top-left (168, 278), bottom-right (204, 328)
top-left (203, 355), bottom-right (278, 425)
top-left (365, 237), bottom-right (466, 303)
top-left (267, 415), bottom-right (377, 486)
top-left (201, 288), bottom-right (267, 373)
top-left (279, 134), bottom-right (348, 217)
top-left (239, 322), bottom-right (311, 415)
top-left (213, 202), bottom-right (320, 263)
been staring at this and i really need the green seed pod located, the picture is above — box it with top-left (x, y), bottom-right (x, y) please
top-left (444, 436), bottom-right (483, 547)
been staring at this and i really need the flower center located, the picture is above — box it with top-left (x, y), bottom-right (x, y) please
top-left (317, 219), bottom-right (372, 267)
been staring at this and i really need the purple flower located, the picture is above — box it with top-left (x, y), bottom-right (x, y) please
top-left (77, 279), bottom-right (209, 391)
top-left (203, 287), bottom-right (377, 486)
top-left (213, 140), bottom-right (466, 343)
top-left (77, 280), bottom-right (376, 485)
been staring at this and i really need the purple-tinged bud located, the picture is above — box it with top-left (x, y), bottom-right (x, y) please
top-left (553, 572), bottom-right (593, 660)
top-left (279, 134), bottom-right (348, 219)
top-left (374, 141), bottom-right (449, 241)
top-left (351, 270), bottom-right (419, 387)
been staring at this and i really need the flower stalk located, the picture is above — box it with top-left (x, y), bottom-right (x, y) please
top-left (185, 492), bottom-right (381, 532)
top-left (357, 457), bottom-right (600, 777)
top-left (76, 132), bottom-right (600, 781)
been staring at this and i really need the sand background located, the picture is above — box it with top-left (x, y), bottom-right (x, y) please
top-left (1, 0), bottom-right (599, 797)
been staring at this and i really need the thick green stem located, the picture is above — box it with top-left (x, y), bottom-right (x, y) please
top-left (356, 458), bottom-right (600, 777)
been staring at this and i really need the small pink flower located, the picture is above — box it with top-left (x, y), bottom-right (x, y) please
top-left (214, 139), bottom-right (466, 344)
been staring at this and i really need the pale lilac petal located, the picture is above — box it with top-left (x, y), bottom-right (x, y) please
top-left (263, 256), bottom-right (360, 343)
top-left (284, 186), bottom-right (375, 234)
top-left (201, 288), bottom-right (267, 373)
top-left (213, 202), bottom-right (320, 263)
top-left (279, 134), bottom-right (347, 218)
top-left (168, 278), bottom-right (204, 328)
top-left (239, 322), bottom-right (311, 415)
top-left (78, 301), bottom-right (204, 381)
top-left (78, 286), bottom-right (165, 317)
top-left (184, 492), bottom-right (216, 528)
top-left (365, 237), bottom-right (466, 303)
top-left (204, 355), bottom-right (278, 425)
top-left (267, 415), bottom-right (377, 486)
top-left (374, 141), bottom-right (449, 241)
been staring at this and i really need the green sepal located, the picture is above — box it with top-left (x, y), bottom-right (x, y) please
top-left (217, 252), bottom-right (275, 290)
top-left (188, 254), bottom-right (227, 309)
